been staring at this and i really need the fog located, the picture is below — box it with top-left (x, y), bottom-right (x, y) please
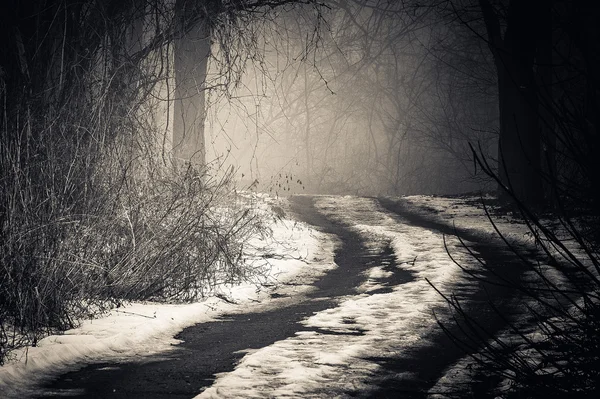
top-left (204, 4), bottom-right (498, 196)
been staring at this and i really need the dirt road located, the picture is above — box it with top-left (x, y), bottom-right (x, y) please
top-left (34, 196), bottom-right (525, 398)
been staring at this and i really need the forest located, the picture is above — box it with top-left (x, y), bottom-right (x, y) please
top-left (1, 0), bottom-right (599, 397)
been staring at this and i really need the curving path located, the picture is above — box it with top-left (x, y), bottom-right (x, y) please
top-left (33, 195), bottom-right (527, 398)
top-left (35, 196), bottom-right (413, 398)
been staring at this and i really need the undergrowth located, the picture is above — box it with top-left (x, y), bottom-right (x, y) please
top-left (0, 0), bottom-right (271, 364)
top-left (435, 153), bottom-right (600, 398)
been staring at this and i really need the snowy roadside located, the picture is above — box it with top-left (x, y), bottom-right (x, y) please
top-left (399, 195), bottom-right (598, 397)
top-left (197, 195), bottom-right (596, 398)
top-left (402, 194), bottom-right (595, 255)
top-left (3, 193), bottom-right (589, 398)
top-left (401, 195), bottom-right (529, 242)
top-left (401, 195), bottom-right (596, 298)
top-left (197, 196), bottom-right (475, 398)
top-left (0, 194), bottom-right (335, 398)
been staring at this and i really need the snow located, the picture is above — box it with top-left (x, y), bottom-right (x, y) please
top-left (198, 195), bottom-right (595, 398)
top-left (197, 196), bottom-right (471, 398)
top-left (0, 195), bottom-right (334, 399)
top-left (402, 194), bottom-right (527, 242)
top-left (2, 193), bottom-right (588, 398)
top-left (402, 195), bottom-right (598, 397)
top-left (403, 195), bottom-right (597, 300)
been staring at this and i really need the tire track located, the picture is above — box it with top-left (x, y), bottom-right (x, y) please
top-left (34, 196), bottom-right (411, 399)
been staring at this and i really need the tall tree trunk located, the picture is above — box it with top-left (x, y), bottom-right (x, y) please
top-left (495, 62), bottom-right (542, 204)
top-left (172, 0), bottom-right (213, 167)
top-left (303, 63), bottom-right (312, 180)
top-left (479, 0), bottom-right (545, 205)
top-left (536, 2), bottom-right (556, 207)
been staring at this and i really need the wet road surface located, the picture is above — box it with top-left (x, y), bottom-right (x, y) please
top-left (36, 196), bottom-right (414, 398)
top-left (35, 196), bottom-right (528, 398)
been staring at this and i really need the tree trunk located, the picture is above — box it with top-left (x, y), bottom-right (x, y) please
top-left (172, 0), bottom-right (212, 167)
top-left (495, 59), bottom-right (543, 204)
top-left (303, 63), bottom-right (312, 181)
top-left (535, 2), bottom-right (557, 207)
top-left (479, 0), bottom-right (545, 205)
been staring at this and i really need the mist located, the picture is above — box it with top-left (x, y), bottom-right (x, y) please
top-left (204, 3), bottom-right (498, 197)
top-left (2, 1), bottom-right (600, 397)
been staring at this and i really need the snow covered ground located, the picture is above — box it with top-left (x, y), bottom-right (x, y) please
top-left (401, 195), bottom-right (597, 397)
top-left (0, 194), bottom-right (335, 398)
top-left (1, 193), bottom-right (578, 398)
top-left (199, 195), bottom-right (589, 398)
top-left (197, 196), bottom-right (482, 398)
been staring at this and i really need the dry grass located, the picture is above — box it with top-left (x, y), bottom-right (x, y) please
top-left (0, 1), bottom-right (271, 364)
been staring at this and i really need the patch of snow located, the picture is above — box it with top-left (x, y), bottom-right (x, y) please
top-left (0, 196), bottom-right (333, 399)
top-left (197, 195), bottom-right (596, 398)
top-left (406, 195), bottom-right (597, 397)
top-left (197, 196), bottom-right (468, 398)
top-left (4, 193), bottom-right (590, 398)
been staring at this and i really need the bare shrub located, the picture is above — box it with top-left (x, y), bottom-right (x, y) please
top-left (431, 147), bottom-right (600, 397)
top-left (0, 0), bottom-right (272, 364)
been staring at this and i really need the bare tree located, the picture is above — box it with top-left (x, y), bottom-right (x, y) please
top-left (170, 0), bottom-right (324, 167)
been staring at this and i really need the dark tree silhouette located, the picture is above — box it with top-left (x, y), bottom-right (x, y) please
top-left (478, 0), bottom-right (548, 205)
